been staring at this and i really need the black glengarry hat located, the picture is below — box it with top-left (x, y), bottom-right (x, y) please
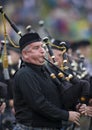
top-left (77, 40), bottom-right (90, 47)
top-left (70, 40), bottom-right (91, 52)
top-left (19, 32), bottom-right (41, 51)
top-left (51, 39), bottom-right (70, 51)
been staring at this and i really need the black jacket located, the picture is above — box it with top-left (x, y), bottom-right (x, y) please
top-left (13, 63), bottom-right (69, 128)
top-left (47, 64), bottom-right (90, 110)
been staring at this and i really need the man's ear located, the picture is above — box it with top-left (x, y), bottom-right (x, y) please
top-left (22, 50), bottom-right (29, 59)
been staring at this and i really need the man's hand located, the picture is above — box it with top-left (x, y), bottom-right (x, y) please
top-left (76, 103), bottom-right (82, 112)
top-left (0, 102), bottom-right (6, 113)
top-left (69, 111), bottom-right (80, 126)
top-left (79, 104), bottom-right (92, 117)
top-left (78, 104), bottom-right (87, 115)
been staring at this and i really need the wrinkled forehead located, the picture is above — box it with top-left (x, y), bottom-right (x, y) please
top-left (29, 41), bottom-right (43, 47)
top-left (53, 48), bottom-right (63, 54)
top-left (23, 41), bottom-right (43, 50)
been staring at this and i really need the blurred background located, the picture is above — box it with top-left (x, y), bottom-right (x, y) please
top-left (0, 1), bottom-right (92, 130)
top-left (0, 0), bottom-right (92, 42)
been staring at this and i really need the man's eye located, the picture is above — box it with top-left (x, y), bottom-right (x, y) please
top-left (34, 47), bottom-right (39, 49)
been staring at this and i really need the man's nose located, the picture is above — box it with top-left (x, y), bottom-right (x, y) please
top-left (40, 47), bottom-right (45, 53)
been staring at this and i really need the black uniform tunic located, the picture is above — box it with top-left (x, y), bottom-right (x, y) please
top-left (13, 63), bottom-right (69, 128)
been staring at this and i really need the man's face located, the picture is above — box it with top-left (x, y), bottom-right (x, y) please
top-left (22, 41), bottom-right (46, 65)
top-left (79, 46), bottom-right (91, 58)
top-left (8, 50), bottom-right (20, 65)
top-left (53, 49), bottom-right (63, 67)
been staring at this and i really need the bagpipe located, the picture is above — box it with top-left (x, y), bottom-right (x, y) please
top-left (0, 6), bottom-right (90, 111)
top-left (37, 20), bottom-right (90, 110)
top-left (0, 6), bottom-right (21, 80)
top-left (43, 39), bottom-right (90, 110)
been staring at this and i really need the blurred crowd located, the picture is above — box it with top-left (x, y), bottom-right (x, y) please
top-left (0, 0), bottom-right (92, 41)
top-left (0, 1), bottom-right (92, 130)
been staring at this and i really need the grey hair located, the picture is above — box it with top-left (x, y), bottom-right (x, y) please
top-left (22, 44), bottom-right (30, 51)
top-left (22, 44), bottom-right (31, 61)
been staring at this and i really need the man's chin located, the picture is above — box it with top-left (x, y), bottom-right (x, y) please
top-left (39, 60), bottom-right (45, 65)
